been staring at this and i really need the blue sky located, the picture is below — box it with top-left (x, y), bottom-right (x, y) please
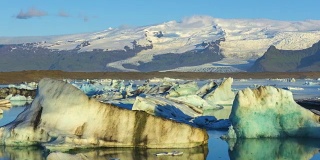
top-left (1, 0), bottom-right (320, 37)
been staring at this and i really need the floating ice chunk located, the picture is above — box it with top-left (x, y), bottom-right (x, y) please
top-left (225, 86), bottom-right (320, 139)
top-left (5, 94), bottom-right (33, 101)
top-left (132, 95), bottom-right (202, 118)
top-left (93, 91), bottom-right (124, 101)
top-left (77, 83), bottom-right (104, 96)
top-left (167, 95), bottom-right (220, 110)
top-left (204, 77), bottom-right (235, 105)
top-left (282, 86), bottom-right (304, 90)
top-left (196, 80), bottom-right (217, 97)
top-left (202, 105), bottom-right (232, 120)
top-left (167, 81), bottom-right (199, 97)
top-left (155, 150), bottom-right (183, 156)
top-left (269, 78), bottom-right (295, 82)
top-left (304, 81), bottom-right (320, 85)
top-left (148, 77), bottom-right (183, 83)
top-left (8, 82), bottom-right (37, 90)
top-left (144, 84), bottom-right (172, 95)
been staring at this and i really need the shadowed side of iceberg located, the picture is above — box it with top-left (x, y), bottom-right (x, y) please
top-left (0, 78), bottom-right (208, 150)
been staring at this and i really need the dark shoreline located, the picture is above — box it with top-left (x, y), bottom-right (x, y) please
top-left (0, 70), bottom-right (320, 84)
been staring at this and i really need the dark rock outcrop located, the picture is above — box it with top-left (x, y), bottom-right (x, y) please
top-left (249, 41), bottom-right (320, 72)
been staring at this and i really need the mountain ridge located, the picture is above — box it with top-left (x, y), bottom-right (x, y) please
top-left (1, 16), bottom-right (320, 72)
top-left (249, 41), bottom-right (320, 72)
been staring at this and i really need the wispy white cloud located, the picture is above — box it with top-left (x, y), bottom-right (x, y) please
top-left (16, 8), bottom-right (47, 19)
top-left (58, 10), bottom-right (70, 17)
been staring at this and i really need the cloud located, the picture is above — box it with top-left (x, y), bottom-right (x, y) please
top-left (58, 10), bottom-right (69, 17)
top-left (16, 8), bottom-right (47, 19)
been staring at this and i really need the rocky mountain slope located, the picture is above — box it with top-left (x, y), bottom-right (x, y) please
top-left (1, 16), bottom-right (320, 72)
top-left (249, 41), bottom-right (320, 72)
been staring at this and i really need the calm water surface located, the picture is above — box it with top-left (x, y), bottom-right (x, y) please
top-left (0, 106), bottom-right (320, 160)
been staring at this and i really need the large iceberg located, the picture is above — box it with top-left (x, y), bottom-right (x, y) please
top-left (225, 86), bottom-right (320, 138)
top-left (0, 78), bottom-right (208, 150)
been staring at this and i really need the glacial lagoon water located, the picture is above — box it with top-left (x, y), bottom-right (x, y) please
top-left (0, 79), bottom-right (320, 159)
top-left (1, 106), bottom-right (320, 159)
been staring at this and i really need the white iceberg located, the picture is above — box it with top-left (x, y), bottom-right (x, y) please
top-left (196, 80), bottom-right (217, 97)
top-left (132, 95), bottom-right (202, 119)
top-left (225, 86), bottom-right (320, 138)
top-left (204, 77), bottom-right (235, 105)
top-left (167, 81), bottom-right (199, 97)
top-left (167, 95), bottom-right (220, 110)
top-left (5, 94), bottom-right (33, 101)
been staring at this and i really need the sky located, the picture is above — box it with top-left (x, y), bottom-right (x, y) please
top-left (1, 0), bottom-right (320, 37)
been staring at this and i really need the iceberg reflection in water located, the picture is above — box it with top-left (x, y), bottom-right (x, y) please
top-left (226, 138), bottom-right (320, 160)
top-left (0, 146), bottom-right (46, 160)
top-left (49, 147), bottom-right (207, 160)
top-left (0, 146), bottom-right (208, 160)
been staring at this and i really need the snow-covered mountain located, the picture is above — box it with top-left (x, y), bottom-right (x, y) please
top-left (1, 16), bottom-right (320, 72)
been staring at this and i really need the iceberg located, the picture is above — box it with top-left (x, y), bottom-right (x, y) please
top-left (196, 80), bottom-right (217, 97)
top-left (204, 77), bottom-right (235, 105)
top-left (132, 95), bottom-right (202, 119)
top-left (77, 83), bottom-right (104, 97)
top-left (132, 95), bottom-right (231, 129)
top-left (167, 95), bottom-right (220, 110)
top-left (0, 87), bottom-right (36, 100)
top-left (8, 82), bottom-right (37, 90)
top-left (167, 81), bottom-right (199, 97)
top-left (225, 86), bottom-right (320, 138)
top-left (0, 78), bottom-right (208, 150)
top-left (5, 94), bottom-right (33, 101)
